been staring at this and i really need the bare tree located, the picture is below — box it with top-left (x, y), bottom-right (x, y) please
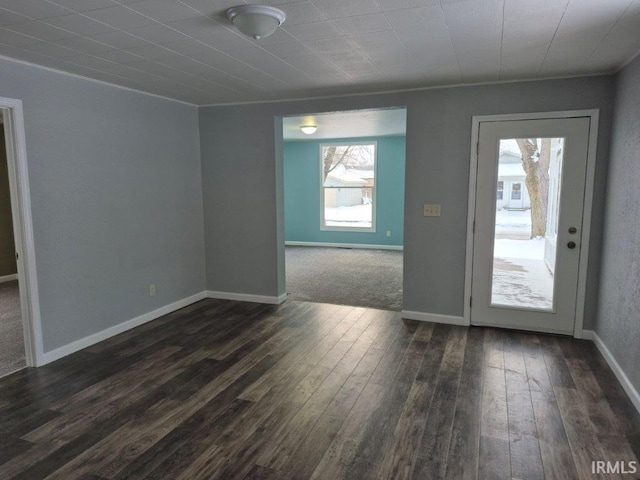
top-left (516, 138), bottom-right (551, 238)
top-left (322, 145), bottom-right (354, 181)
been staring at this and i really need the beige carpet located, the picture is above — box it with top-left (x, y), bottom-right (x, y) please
top-left (0, 279), bottom-right (25, 377)
top-left (285, 246), bottom-right (403, 311)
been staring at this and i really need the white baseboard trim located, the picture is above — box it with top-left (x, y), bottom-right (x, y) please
top-left (583, 330), bottom-right (640, 414)
top-left (0, 273), bottom-right (18, 283)
top-left (41, 291), bottom-right (207, 365)
top-left (401, 310), bottom-right (467, 326)
top-left (286, 241), bottom-right (403, 251)
top-left (206, 290), bottom-right (287, 305)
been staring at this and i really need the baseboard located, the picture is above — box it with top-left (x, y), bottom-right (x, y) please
top-left (401, 310), bottom-right (467, 326)
top-left (41, 291), bottom-right (207, 365)
top-left (206, 290), bottom-right (287, 305)
top-left (285, 241), bottom-right (403, 251)
top-left (0, 273), bottom-right (18, 283)
top-left (583, 330), bottom-right (640, 414)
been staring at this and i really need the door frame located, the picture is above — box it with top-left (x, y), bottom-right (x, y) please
top-left (1, 96), bottom-right (44, 367)
top-left (463, 110), bottom-right (599, 338)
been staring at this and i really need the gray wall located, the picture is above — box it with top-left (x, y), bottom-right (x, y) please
top-left (0, 58), bottom-right (205, 353)
top-left (595, 55), bottom-right (640, 391)
top-left (199, 75), bottom-right (615, 322)
top-left (0, 131), bottom-right (17, 277)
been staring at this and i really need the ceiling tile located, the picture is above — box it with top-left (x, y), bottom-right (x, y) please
top-left (48, 0), bottom-right (119, 12)
top-left (176, 0), bottom-right (239, 16)
top-left (311, 0), bottom-right (380, 18)
top-left (333, 13), bottom-right (391, 34)
top-left (126, 0), bottom-right (202, 22)
top-left (124, 42), bottom-right (176, 60)
top-left (0, 7), bottom-right (33, 26)
top-left (21, 40), bottom-right (78, 58)
top-left (375, 0), bottom-right (438, 11)
top-left (87, 29), bottom-right (152, 49)
top-left (305, 36), bottom-right (355, 53)
top-left (84, 5), bottom-right (156, 29)
top-left (283, 20), bottom-right (344, 41)
top-left (45, 13), bottom-right (115, 35)
top-left (384, 5), bottom-right (444, 30)
top-left (277, 1), bottom-right (326, 25)
top-left (64, 52), bottom-right (118, 69)
top-left (56, 35), bottom-right (116, 54)
top-left (503, 0), bottom-right (568, 19)
top-left (0, 0), bottom-right (71, 19)
top-left (263, 41), bottom-right (314, 57)
top-left (94, 46), bottom-right (144, 63)
top-left (165, 15), bottom-right (220, 36)
top-left (0, 26), bottom-right (42, 46)
top-left (5, 20), bottom-right (77, 41)
top-left (125, 23), bottom-right (187, 44)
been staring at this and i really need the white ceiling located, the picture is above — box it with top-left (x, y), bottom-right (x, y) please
top-left (0, 0), bottom-right (639, 105)
top-left (283, 107), bottom-right (406, 139)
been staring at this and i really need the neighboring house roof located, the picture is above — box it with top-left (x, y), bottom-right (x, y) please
top-left (498, 162), bottom-right (526, 177)
top-left (325, 165), bottom-right (374, 186)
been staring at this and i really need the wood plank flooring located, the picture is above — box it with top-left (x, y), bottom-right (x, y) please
top-left (1, 299), bottom-right (639, 480)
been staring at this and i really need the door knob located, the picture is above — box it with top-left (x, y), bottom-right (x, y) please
top-left (567, 241), bottom-right (576, 249)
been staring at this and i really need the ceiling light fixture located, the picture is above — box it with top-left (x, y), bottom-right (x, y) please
top-left (226, 5), bottom-right (286, 40)
top-left (300, 125), bottom-right (317, 135)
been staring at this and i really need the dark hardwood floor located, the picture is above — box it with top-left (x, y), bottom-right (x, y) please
top-left (1, 298), bottom-right (639, 479)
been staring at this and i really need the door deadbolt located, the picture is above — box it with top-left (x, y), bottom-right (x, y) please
top-left (567, 241), bottom-right (576, 249)
top-left (568, 227), bottom-right (577, 234)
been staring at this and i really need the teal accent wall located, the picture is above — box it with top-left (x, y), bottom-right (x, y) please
top-left (284, 136), bottom-right (405, 246)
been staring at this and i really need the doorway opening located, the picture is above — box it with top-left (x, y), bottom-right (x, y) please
top-left (281, 107), bottom-right (407, 311)
top-left (0, 114), bottom-right (24, 377)
top-left (0, 98), bottom-right (43, 375)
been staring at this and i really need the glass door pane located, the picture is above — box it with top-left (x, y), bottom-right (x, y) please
top-left (491, 138), bottom-right (565, 310)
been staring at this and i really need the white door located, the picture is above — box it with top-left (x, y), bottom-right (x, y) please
top-left (509, 182), bottom-right (523, 209)
top-left (470, 117), bottom-right (590, 334)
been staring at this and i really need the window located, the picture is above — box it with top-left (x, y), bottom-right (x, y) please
top-left (320, 142), bottom-right (376, 231)
top-left (497, 181), bottom-right (504, 200)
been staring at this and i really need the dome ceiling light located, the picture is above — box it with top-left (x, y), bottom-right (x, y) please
top-left (226, 5), bottom-right (286, 40)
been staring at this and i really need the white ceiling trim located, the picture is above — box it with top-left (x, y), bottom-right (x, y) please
top-left (0, 53), bottom-right (198, 106)
top-left (199, 71), bottom-right (613, 108)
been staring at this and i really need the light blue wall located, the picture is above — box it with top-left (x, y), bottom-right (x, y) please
top-left (0, 57), bottom-right (205, 353)
top-left (284, 136), bottom-right (405, 246)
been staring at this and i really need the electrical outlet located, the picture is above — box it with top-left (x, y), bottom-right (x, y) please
top-left (149, 284), bottom-right (156, 297)
top-left (423, 204), bottom-right (441, 217)
top-left (386, 230), bottom-right (392, 237)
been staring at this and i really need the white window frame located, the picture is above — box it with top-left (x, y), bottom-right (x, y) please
top-left (319, 141), bottom-right (377, 233)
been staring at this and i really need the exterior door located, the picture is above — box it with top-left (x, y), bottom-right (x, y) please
top-left (470, 117), bottom-right (590, 334)
top-left (509, 182), bottom-right (523, 209)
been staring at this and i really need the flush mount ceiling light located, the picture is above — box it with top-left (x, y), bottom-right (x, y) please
top-left (300, 125), bottom-right (317, 135)
top-left (226, 5), bottom-right (286, 40)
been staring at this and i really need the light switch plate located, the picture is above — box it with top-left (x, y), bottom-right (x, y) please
top-left (423, 204), bottom-right (441, 217)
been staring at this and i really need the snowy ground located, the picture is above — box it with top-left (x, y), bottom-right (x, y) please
top-left (325, 204), bottom-right (372, 228)
top-left (492, 209), bottom-right (554, 309)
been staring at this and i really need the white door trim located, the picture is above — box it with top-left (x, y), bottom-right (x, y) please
top-left (1, 97), bottom-right (44, 367)
top-left (463, 110), bottom-right (599, 338)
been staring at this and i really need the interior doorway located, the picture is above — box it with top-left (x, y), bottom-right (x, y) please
top-left (281, 107), bottom-right (407, 311)
top-left (0, 112), bottom-right (24, 376)
top-left (0, 98), bottom-right (43, 374)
